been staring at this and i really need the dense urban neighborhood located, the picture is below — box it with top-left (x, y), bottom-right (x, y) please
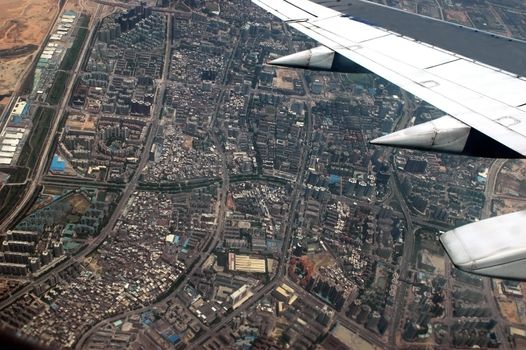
top-left (0, 0), bottom-right (526, 349)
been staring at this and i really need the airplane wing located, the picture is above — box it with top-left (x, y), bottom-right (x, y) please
top-left (253, 0), bottom-right (526, 158)
top-left (253, 0), bottom-right (526, 280)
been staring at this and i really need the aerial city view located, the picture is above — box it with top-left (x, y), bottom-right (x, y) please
top-left (0, 0), bottom-right (525, 348)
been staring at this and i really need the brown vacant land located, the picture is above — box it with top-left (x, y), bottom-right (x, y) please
top-left (0, 55), bottom-right (32, 97)
top-left (0, 0), bottom-right (57, 50)
top-left (0, 0), bottom-right (58, 100)
top-left (273, 68), bottom-right (298, 90)
top-left (444, 9), bottom-right (473, 26)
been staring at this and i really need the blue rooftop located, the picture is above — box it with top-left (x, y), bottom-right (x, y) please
top-left (329, 174), bottom-right (341, 184)
top-left (165, 335), bottom-right (180, 344)
top-left (50, 154), bottom-right (66, 172)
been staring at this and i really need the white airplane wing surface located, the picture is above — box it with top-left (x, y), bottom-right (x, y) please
top-left (253, 0), bottom-right (526, 158)
top-left (253, 0), bottom-right (526, 280)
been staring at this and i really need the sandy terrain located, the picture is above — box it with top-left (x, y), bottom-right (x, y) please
top-left (66, 193), bottom-right (91, 214)
top-left (64, 0), bottom-right (94, 15)
top-left (427, 253), bottom-right (445, 275)
top-left (310, 251), bottom-right (337, 272)
top-left (332, 323), bottom-right (380, 350)
top-left (0, 55), bottom-right (32, 96)
top-left (64, 0), bottom-right (106, 20)
top-left (85, 256), bottom-right (103, 275)
top-left (493, 198), bottom-right (526, 215)
top-left (273, 68), bottom-right (298, 90)
top-left (0, 0), bottom-right (56, 50)
top-left (444, 9), bottom-right (472, 26)
top-left (419, 249), bottom-right (446, 275)
top-left (66, 114), bottom-right (97, 131)
top-left (496, 160), bottom-right (526, 196)
top-left (183, 135), bottom-right (193, 150)
top-left (0, 0), bottom-right (58, 100)
top-left (498, 299), bottom-right (521, 324)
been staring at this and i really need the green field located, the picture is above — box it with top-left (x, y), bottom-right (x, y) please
top-left (0, 185), bottom-right (26, 221)
top-left (21, 65), bottom-right (36, 95)
top-left (340, 73), bottom-right (374, 87)
top-left (78, 14), bottom-right (90, 28)
top-left (60, 26), bottom-right (88, 71)
top-left (47, 71), bottom-right (69, 105)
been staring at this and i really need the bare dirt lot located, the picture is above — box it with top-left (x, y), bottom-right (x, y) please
top-left (65, 114), bottom-right (97, 131)
top-left (444, 9), bottom-right (472, 26)
top-left (273, 68), bottom-right (298, 90)
top-left (0, 0), bottom-right (58, 99)
top-left (0, 0), bottom-right (57, 50)
top-left (63, 0), bottom-right (99, 18)
top-left (494, 198), bottom-right (526, 215)
top-left (496, 160), bottom-right (526, 195)
top-left (498, 299), bottom-right (521, 324)
top-left (310, 251), bottom-right (337, 273)
top-left (0, 55), bottom-right (32, 96)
